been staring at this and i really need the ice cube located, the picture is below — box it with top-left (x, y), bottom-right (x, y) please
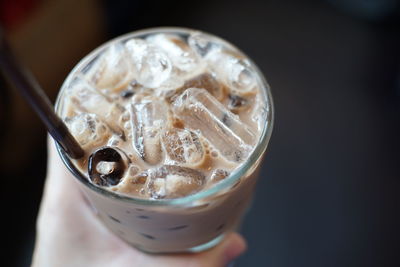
top-left (153, 74), bottom-right (185, 95)
top-left (138, 165), bottom-right (205, 199)
top-left (125, 38), bottom-right (172, 88)
top-left (67, 78), bottom-right (126, 140)
top-left (206, 51), bottom-right (257, 95)
top-left (161, 128), bottom-right (204, 166)
top-left (252, 100), bottom-right (270, 133)
top-left (129, 98), bottom-right (168, 165)
top-left (210, 169), bottom-right (230, 183)
top-left (96, 161), bottom-right (118, 175)
top-left (173, 88), bottom-right (255, 162)
top-left (147, 34), bottom-right (201, 73)
top-left (117, 165), bottom-right (146, 196)
top-left (107, 134), bottom-right (122, 147)
top-left (182, 73), bottom-right (225, 101)
top-left (188, 32), bottom-right (221, 58)
top-left (85, 43), bottom-right (134, 93)
top-left (68, 78), bottom-right (112, 118)
top-left (165, 73), bottom-right (224, 103)
top-left (66, 113), bottom-right (111, 149)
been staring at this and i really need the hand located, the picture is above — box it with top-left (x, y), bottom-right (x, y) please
top-left (32, 137), bottom-right (247, 267)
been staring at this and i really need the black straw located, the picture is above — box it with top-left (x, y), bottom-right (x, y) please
top-left (0, 28), bottom-right (84, 159)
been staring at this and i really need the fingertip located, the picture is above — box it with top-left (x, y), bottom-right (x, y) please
top-left (222, 233), bottom-right (247, 265)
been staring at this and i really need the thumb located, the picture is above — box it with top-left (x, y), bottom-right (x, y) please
top-left (156, 232), bottom-right (247, 267)
top-left (195, 232), bottom-right (247, 267)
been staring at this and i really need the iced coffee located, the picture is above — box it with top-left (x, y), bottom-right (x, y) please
top-left (55, 27), bottom-right (273, 253)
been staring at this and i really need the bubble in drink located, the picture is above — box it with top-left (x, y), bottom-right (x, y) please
top-left (173, 88), bottom-right (255, 162)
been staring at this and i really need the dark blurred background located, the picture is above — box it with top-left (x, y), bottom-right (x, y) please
top-left (1, 0), bottom-right (399, 266)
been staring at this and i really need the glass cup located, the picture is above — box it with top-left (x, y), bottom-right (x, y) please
top-left (54, 27), bottom-right (274, 253)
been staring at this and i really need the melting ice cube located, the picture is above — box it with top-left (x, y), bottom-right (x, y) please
top-left (135, 165), bottom-right (205, 199)
top-left (67, 78), bottom-right (126, 139)
top-left (206, 50), bottom-right (257, 95)
top-left (66, 113), bottom-right (111, 149)
top-left (129, 98), bottom-right (168, 165)
top-left (147, 34), bottom-right (201, 74)
top-left (67, 78), bottom-right (112, 117)
top-left (252, 100), bottom-right (270, 133)
top-left (210, 169), bottom-right (230, 183)
top-left (188, 32), bottom-right (221, 58)
top-left (182, 73), bottom-right (224, 101)
top-left (173, 88), bottom-right (255, 162)
top-left (161, 128), bottom-right (204, 166)
top-left (85, 43), bottom-right (134, 93)
top-left (165, 72), bottom-right (224, 103)
top-left (125, 38), bottom-right (172, 88)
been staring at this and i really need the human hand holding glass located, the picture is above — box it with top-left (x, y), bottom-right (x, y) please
top-left (31, 138), bottom-right (247, 267)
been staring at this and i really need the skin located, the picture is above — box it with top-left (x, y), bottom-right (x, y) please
top-left (31, 137), bottom-right (247, 267)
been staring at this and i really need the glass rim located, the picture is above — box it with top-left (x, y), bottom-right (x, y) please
top-left (55, 26), bottom-right (274, 207)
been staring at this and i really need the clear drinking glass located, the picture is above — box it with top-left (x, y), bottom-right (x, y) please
top-left (54, 27), bottom-right (274, 253)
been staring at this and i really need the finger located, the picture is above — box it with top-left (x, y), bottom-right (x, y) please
top-left (43, 136), bottom-right (248, 267)
top-left (199, 232), bottom-right (247, 267)
top-left (44, 135), bottom-right (86, 202)
top-left (219, 232), bottom-right (247, 266)
top-left (147, 232), bottom-right (247, 267)
top-left (37, 135), bottom-right (93, 228)
top-left (46, 136), bottom-right (79, 189)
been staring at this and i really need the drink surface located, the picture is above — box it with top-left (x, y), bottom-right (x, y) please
top-left (58, 29), bottom-right (268, 200)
